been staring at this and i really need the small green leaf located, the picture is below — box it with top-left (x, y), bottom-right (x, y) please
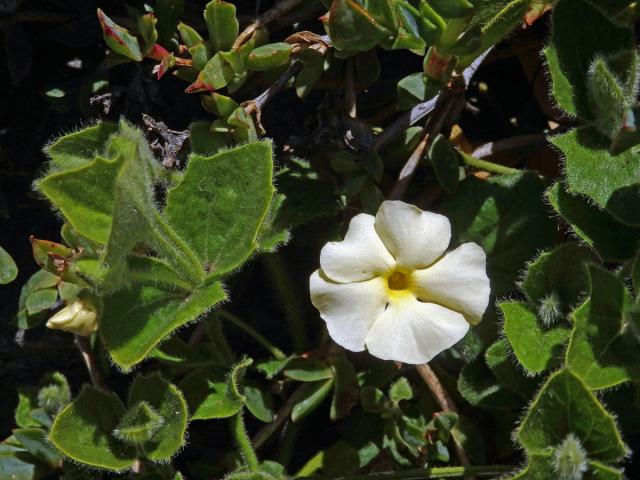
top-left (458, 360), bottom-right (522, 409)
top-left (0, 444), bottom-right (49, 480)
top-left (136, 14), bottom-right (158, 55)
top-left (501, 301), bottom-right (571, 375)
top-left (520, 243), bottom-right (596, 312)
top-left (100, 280), bottom-right (226, 370)
top-left (13, 428), bottom-right (62, 468)
top-left (517, 369), bottom-right (627, 463)
top-left (112, 401), bottom-right (164, 446)
top-left (485, 339), bottom-right (538, 399)
top-left (49, 386), bottom-right (136, 472)
top-left (566, 265), bottom-right (640, 389)
top-left (178, 22), bottom-right (203, 47)
top-left (127, 373), bottom-right (188, 462)
top-left (0, 245), bottom-right (18, 284)
top-left (328, 0), bottom-right (390, 52)
top-left (189, 121), bottom-right (230, 156)
top-left (97, 9), bottom-right (143, 61)
top-left (204, 0), bottom-right (238, 52)
top-left (428, 134), bottom-right (460, 193)
top-left (187, 52), bottom-right (234, 92)
top-left (44, 122), bottom-right (117, 173)
top-left (244, 383), bottom-right (275, 423)
top-left (248, 43), bottom-right (292, 71)
top-left (543, 0), bottom-right (634, 119)
top-left (550, 127), bottom-right (640, 212)
top-left (284, 357), bottom-right (334, 382)
top-left (389, 377), bottom-right (413, 403)
top-left (396, 73), bottom-right (436, 110)
top-left (546, 182), bottom-right (639, 261)
top-left (395, 1), bottom-right (440, 45)
top-left (165, 141), bottom-right (274, 276)
top-left (291, 380), bottom-right (334, 423)
top-left (429, 0), bottom-right (475, 18)
top-left (180, 366), bottom-right (244, 420)
top-left (26, 289), bottom-right (58, 315)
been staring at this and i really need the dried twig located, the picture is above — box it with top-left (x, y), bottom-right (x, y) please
top-left (142, 114), bottom-right (189, 168)
top-left (471, 133), bottom-right (546, 159)
top-left (233, 0), bottom-right (304, 49)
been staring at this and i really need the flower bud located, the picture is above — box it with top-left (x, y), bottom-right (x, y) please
top-left (46, 300), bottom-right (98, 337)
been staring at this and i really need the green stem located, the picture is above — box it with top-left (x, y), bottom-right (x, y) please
top-left (219, 310), bottom-right (287, 360)
top-left (261, 254), bottom-right (307, 353)
top-left (308, 465), bottom-right (515, 480)
top-left (231, 411), bottom-right (260, 471)
top-left (459, 151), bottom-right (520, 175)
top-left (149, 212), bottom-right (204, 286)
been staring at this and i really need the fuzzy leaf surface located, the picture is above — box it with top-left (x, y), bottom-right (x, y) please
top-left (166, 141), bottom-right (274, 276)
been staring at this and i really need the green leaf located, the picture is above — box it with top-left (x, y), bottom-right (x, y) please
top-left (248, 43), bottom-right (292, 71)
top-left (179, 366), bottom-right (243, 420)
top-left (49, 386), bottom-right (136, 472)
top-left (13, 428), bottom-right (62, 468)
top-left (128, 373), bottom-right (188, 462)
top-left (0, 444), bottom-right (49, 480)
top-left (0, 245), bottom-right (18, 284)
top-left (112, 401), bottom-right (165, 445)
top-left (443, 172), bottom-right (555, 296)
top-left (26, 289), bottom-right (58, 315)
top-left (291, 380), bottom-right (334, 423)
top-left (517, 369), bottom-right (627, 463)
top-left (429, 0), bottom-right (475, 18)
top-left (389, 377), bottom-right (413, 403)
top-left (485, 339), bottom-right (538, 399)
top-left (396, 73), bottom-right (432, 110)
top-left (178, 22), bottom-right (203, 47)
top-left (501, 301), bottom-right (571, 375)
top-left (520, 243), bottom-right (596, 311)
top-left (396, 1), bottom-right (440, 45)
top-left (204, 0), bottom-right (238, 52)
top-left (566, 265), bottom-right (640, 389)
top-left (244, 383), bottom-right (275, 423)
top-left (44, 122), bottom-right (117, 172)
top-left (97, 9), bottom-right (144, 61)
top-left (14, 270), bottom-right (59, 329)
top-left (136, 14), bottom-right (158, 55)
top-left (546, 183), bottom-right (639, 261)
top-left (284, 357), bottom-right (334, 382)
top-left (188, 53), bottom-right (234, 92)
top-left (550, 127), bottom-right (640, 213)
top-left (543, 0), bottom-right (634, 118)
top-left (328, 0), bottom-right (390, 52)
top-left (100, 280), bottom-right (226, 370)
top-left (166, 141), bottom-right (274, 276)
top-left (428, 134), bottom-right (460, 193)
top-left (189, 121), bottom-right (231, 156)
top-left (458, 360), bottom-right (522, 409)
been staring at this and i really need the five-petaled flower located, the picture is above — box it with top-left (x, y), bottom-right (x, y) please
top-left (310, 200), bottom-right (490, 364)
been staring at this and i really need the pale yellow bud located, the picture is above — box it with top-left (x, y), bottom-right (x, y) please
top-left (46, 300), bottom-right (99, 337)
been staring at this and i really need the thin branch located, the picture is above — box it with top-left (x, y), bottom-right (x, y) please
top-left (218, 310), bottom-right (287, 360)
top-left (387, 87), bottom-right (465, 200)
top-left (416, 364), bottom-right (473, 478)
top-left (244, 60), bottom-right (303, 115)
top-left (372, 48), bottom-right (492, 152)
top-left (233, 0), bottom-right (304, 49)
top-left (74, 335), bottom-right (108, 391)
top-left (460, 151), bottom-right (520, 175)
top-left (471, 133), bottom-right (546, 159)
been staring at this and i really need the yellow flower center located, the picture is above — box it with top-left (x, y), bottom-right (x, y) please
top-left (387, 271), bottom-right (408, 291)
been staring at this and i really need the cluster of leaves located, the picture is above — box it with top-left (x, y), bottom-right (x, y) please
top-left (1, 0), bottom-right (640, 479)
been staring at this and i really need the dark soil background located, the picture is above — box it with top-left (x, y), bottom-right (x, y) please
top-left (1, 0), bottom-right (638, 477)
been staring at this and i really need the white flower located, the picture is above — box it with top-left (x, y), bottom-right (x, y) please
top-left (309, 200), bottom-right (490, 364)
top-left (46, 300), bottom-right (99, 337)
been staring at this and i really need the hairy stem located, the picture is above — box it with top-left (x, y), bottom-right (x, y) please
top-left (231, 411), bottom-right (260, 471)
top-left (219, 310), bottom-right (286, 360)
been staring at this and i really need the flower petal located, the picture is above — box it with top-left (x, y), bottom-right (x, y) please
top-left (310, 270), bottom-right (388, 352)
top-left (320, 213), bottom-right (395, 282)
top-left (412, 242), bottom-right (490, 324)
top-left (365, 296), bottom-right (469, 364)
top-left (374, 201), bottom-right (451, 270)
